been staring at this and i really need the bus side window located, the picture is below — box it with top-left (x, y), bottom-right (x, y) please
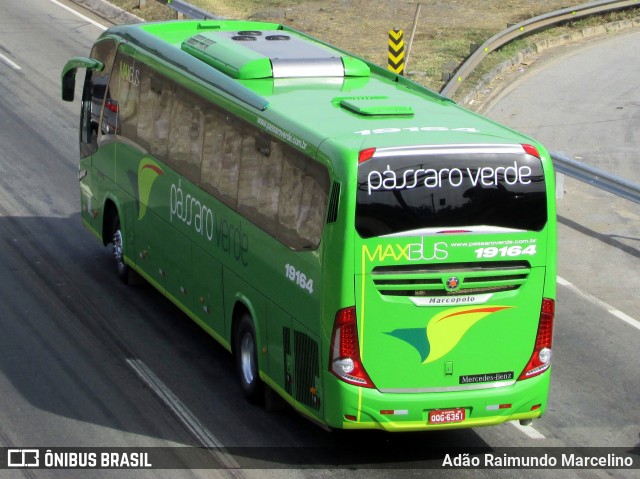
top-left (201, 109), bottom-right (226, 197)
top-left (138, 71), bottom-right (173, 161)
top-left (200, 103), bottom-right (329, 250)
top-left (278, 151), bottom-right (329, 250)
top-left (237, 134), bottom-right (282, 234)
top-left (218, 120), bottom-right (242, 208)
top-left (80, 39), bottom-right (116, 158)
top-left (296, 174), bottom-right (328, 247)
top-left (137, 70), bottom-right (154, 153)
top-left (168, 89), bottom-right (204, 183)
top-left (115, 54), bottom-right (139, 143)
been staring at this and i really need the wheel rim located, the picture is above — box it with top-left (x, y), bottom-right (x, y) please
top-left (239, 333), bottom-right (255, 385)
top-left (113, 229), bottom-right (126, 273)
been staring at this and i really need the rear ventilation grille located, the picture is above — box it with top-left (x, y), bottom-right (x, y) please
top-left (293, 331), bottom-right (320, 411)
top-left (372, 261), bottom-right (530, 297)
top-left (326, 182), bottom-right (341, 224)
top-left (283, 327), bottom-right (292, 395)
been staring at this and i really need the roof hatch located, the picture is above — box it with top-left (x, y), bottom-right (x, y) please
top-left (338, 96), bottom-right (414, 116)
top-left (182, 30), bottom-right (370, 80)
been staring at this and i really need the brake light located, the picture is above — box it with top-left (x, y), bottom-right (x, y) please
top-left (522, 144), bottom-right (540, 159)
top-left (358, 147), bottom-right (376, 163)
top-left (330, 307), bottom-right (375, 388)
top-left (518, 298), bottom-right (554, 380)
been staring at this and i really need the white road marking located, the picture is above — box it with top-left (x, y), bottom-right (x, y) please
top-left (48, 0), bottom-right (107, 31)
top-left (510, 421), bottom-right (546, 439)
top-left (0, 52), bottom-right (21, 70)
top-left (126, 358), bottom-right (240, 469)
top-left (557, 276), bottom-right (640, 332)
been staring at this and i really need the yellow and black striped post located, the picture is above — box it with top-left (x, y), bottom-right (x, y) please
top-left (388, 29), bottom-right (405, 75)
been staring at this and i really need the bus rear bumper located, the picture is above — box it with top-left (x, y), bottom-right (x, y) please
top-left (325, 372), bottom-right (550, 432)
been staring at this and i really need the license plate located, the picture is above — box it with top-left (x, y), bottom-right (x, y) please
top-left (428, 408), bottom-right (466, 424)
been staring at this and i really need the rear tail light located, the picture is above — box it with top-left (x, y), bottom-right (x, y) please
top-left (522, 144), bottom-right (540, 159)
top-left (330, 307), bottom-right (375, 388)
top-left (358, 147), bottom-right (376, 163)
top-left (518, 298), bottom-right (554, 380)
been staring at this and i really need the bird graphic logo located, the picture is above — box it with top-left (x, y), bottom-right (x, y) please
top-left (386, 306), bottom-right (512, 364)
top-left (128, 158), bottom-right (165, 221)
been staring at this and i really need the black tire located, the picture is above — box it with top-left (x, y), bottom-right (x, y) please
top-left (111, 215), bottom-right (131, 284)
top-left (234, 314), bottom-right (264, 404)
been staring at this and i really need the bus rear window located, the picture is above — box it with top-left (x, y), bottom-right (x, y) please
top-left (355, 146), bottom-right (547, 238)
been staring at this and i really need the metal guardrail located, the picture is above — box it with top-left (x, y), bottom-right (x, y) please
top-left (155, 0), bottom-right (221, 19)
top-left (552, 152), bottom-right (640, 204)
top-left (441, 0), bottom-right (640, 98)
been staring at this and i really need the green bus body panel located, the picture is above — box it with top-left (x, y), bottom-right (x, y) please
top-left (68, 19), bottom-right (557, 432)
top-left (355, 235), bottom-right (546, 391)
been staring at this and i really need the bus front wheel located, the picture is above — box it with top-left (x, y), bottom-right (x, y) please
top-left (235, 314), bottom-right (264, 404)
top-left (112, 216), bottom-right (130, 284)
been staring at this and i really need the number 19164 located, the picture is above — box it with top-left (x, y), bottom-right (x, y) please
top-left (475, 245), bottom-right (536, 258)
top-left (285, 264), bottom-right (314, 294)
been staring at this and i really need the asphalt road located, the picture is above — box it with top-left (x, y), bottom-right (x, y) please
top-left (483, 28), bottom-right (640, 318)
top-left (0, 1), bottom-right (638, 477)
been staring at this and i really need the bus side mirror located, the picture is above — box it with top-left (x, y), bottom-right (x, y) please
top-left (61, 57), bottom-right (104, 102)
top-left (62, 70), bottom-right (76, 102)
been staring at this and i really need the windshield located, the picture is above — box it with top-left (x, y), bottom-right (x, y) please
top-left (356, 146), bottom-right (547, 238)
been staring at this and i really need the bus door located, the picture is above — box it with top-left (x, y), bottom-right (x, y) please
top-left (61, 39), bottom-right (118, 233)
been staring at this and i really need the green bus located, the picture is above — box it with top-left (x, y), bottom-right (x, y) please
top-left (62, 19), bottom-right (556, 432)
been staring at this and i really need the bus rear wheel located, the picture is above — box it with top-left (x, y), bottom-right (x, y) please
top-left (235, 314), bottom-right (264, 404)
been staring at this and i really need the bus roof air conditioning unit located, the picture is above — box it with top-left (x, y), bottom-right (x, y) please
top-left (181, 30), bottom-right (370, 79)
